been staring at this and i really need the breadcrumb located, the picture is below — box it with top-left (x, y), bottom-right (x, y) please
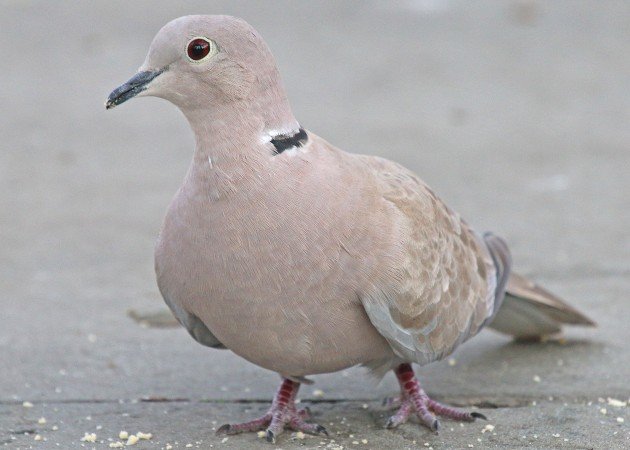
top-left (34, 435), bottom-right (42, 441)
top-left (136, 432), bottom-right (152, 440)
top-left (108, 443), bottom-right (124, 449)
top-left (22, 401), bottom-right (34, 408)
top-left (608, 398), bottom-right (627, 407)
top-left (126, 435), bottom-right (139, 446)
top-left (80, 433), bottom-right (97, 443)
top-left (118, 431), bottom-right (129, 440)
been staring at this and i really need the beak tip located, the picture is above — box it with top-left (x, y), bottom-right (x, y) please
top-left (105, 92), bottom-right (119, 110)
top-left (105, 69), bottom-right (163, 111)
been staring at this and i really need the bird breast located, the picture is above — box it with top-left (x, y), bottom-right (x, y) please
top-left (154, 163), bottom-right (395, 375)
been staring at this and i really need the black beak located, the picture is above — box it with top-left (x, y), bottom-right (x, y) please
top-left (105, 69), bottom-right (163, 109)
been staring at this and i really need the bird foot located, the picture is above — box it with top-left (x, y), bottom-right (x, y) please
top-left (385, 363), bottom-right (486, 432)
top-left (216, 379), bottom-right (328, 443)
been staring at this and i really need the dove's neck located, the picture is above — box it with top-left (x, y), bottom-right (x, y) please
top-left (180, 86), bottom-right (298, 192)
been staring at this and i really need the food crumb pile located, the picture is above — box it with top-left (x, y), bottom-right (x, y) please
top-left (80, 432), bottom-right (97, 443)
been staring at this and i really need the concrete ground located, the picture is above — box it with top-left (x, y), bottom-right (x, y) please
top-left (1, 1), bottom-right (629, 448)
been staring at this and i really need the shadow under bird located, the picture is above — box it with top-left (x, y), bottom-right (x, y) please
top-left (106, 15), bottom-right (595, 443)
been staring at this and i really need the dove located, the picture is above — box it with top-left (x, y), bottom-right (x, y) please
top-left (106, 15), bottom-right (595, 442)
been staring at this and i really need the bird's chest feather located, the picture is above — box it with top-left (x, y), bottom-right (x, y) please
top-left (153, 171), bottom-right (385, 372)
top-left (156, 182), bottom-right (344, 301)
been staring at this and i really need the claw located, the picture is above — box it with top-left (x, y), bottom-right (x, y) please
top-left (315, 424), bottom-right (329, 436)
top-left (431, 419), bottom-right (440, 432)
top-left (266, 430), bottom-right (275, 443)
top-left (471, 412), bottom-right (487, 421)
top-left (385, 418), bottom-right (395, 429)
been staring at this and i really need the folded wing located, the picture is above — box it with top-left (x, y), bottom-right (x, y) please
top-left (358, 156), bottom-right (502, 365)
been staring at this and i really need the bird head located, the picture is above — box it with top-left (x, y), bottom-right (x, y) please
top-left (106, 15), bottom-right (276, 111)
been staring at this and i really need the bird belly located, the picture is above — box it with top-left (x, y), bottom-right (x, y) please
top-left (156, 257), bottom-right (392, 375)
top-left (154, 206), bottom-right (393, 376)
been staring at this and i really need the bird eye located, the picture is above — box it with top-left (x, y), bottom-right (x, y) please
top-left (186, 37), bottom-right (215, 62)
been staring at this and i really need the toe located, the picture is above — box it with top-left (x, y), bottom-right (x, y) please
top-left (416, 409), bottom-right (440, 432)
top-left (385, 417), bottom-right (397, 429)
top-left (215, 424), bottom-right (231, 435)
top-left (288, 419), bottom-right (329, 436)
top-left (385, 398), bottom-right (413, 429)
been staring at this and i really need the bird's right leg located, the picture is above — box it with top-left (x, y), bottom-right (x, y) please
top-left (386, 363), bottom-right (486, 431)
top-left (216, 378), bottom-right (328, 443)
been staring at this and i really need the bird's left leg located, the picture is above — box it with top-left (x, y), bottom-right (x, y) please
top-left (216, 378), bottom-right (327, 443)
top-left (386, 363), bottom-right (486, 431)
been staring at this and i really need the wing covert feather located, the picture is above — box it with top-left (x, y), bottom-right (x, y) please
top-left (358, 156), bottom-right (498, 365)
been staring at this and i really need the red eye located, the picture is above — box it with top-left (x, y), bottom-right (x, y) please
top-left (187, 38), bottom-right (211, 61)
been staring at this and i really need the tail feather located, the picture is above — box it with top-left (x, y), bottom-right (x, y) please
top-left (505, 273), bottom-right (595, 325)
top-left (488, 272), bottom-right (595, 340)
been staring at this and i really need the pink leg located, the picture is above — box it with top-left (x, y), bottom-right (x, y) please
top-left (216, 379), bottom-right (328, 443)
top-left (394, 364), bottom-right (439, 431)
top-left (387, 364), bottom-right (486, 432)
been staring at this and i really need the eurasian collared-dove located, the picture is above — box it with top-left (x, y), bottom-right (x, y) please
top-left (106, 15), bottom-right (594, 442)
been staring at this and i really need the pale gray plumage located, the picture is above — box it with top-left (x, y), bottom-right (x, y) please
top-left (106, 15), bottom-right (594, 439)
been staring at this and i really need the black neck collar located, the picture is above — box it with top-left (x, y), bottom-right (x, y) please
top-left (270, 128), bottom-right (308, 154)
